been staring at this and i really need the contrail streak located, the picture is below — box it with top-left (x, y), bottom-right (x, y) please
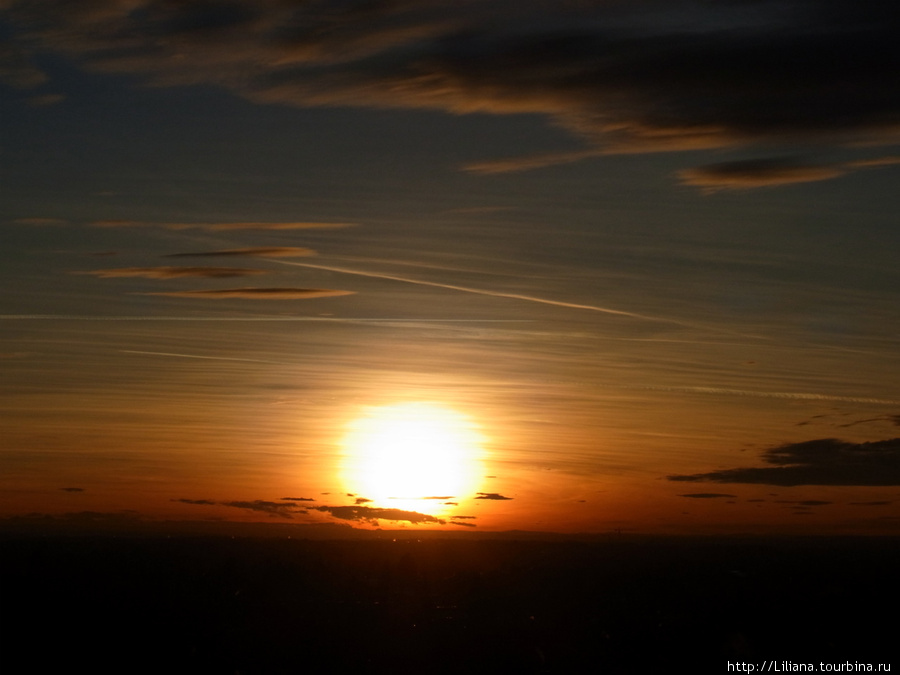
top-left (119, 350), bottom-right (277, 363)
top-left (272, 261), bottom-right (690, 326)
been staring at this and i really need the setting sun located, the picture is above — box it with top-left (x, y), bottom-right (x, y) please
top-left (340, 403), bottom-right (485, 511)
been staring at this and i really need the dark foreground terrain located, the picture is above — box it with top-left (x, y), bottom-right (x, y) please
top-left (2, 533), bottom-right (897, 673)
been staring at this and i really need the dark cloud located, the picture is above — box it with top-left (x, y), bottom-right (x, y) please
top-left (311, 505), bottom-right (445, 525)
top-left (774, 500), bottom-right (833, 506)
top-left (281, 496), bottom-right (315, 502)
top-left (450, 520), bottom-right (477, 527)
top-left (678, 493), bottom-right (737, 499)
top-left (142, 287), bottom-right (354, 299)
top-left (164, 247), bottom-right (316, 258)
top-left (451, 515), bottom-right (476, 520)
top-left (849, 501), bottom-right (892, 506)
top-left (354, 497), bottom-right (372, 504)
top-left (77, 266), bottom-right (267, 279)
top-left (679, 155), bottom-right (900, 191)
top-left (839, 414), bottom-right (900, 429)
top-left (4, 0), bottom-right (900, 164)
top-left (60, 487), bottom-right (85, 492)
top-left (678, 158), bottom-right (844, 191)
top-left (475, 492), bottom-right (512, 500)
top-left (668, 437), bottom-right (900, 486)
top-left (221, 500), bottom-right (301, 518)
top-left (172, 498), bottom-right (217, 506)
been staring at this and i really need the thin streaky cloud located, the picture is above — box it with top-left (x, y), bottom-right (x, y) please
top-left (90, 220), bottom-right (144, 227)
top-left (27, 93), bottom-right (64, 106)
top-left (141, 287), bottom-right (354, 299)
top-left (75, 266), bottom-right (267, 279)
top-left (843, 155), bottom-right (900, 169)
top-left (119, 350), bottom-right (278, 364)
top-left (638, 385), bottom-right (900, 406)
top-left (463, 148), bottom-right (606, 174)
top-left (164, 221), bottom-right (354, 231)
top-left (165, 247), bottom-right (316, 258)
top-left (10, 217), bottom-right (67, 226)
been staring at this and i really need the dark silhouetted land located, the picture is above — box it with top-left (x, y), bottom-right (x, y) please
top-left (3, 532), bottom-right (897, 673)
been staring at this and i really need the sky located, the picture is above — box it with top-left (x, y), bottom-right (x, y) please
top-left (2, 0), bottom-right (899, 536)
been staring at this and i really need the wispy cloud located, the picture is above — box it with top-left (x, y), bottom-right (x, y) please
top-left (668, 437), bottom-right (900, 486)
top-left (164, 221), bottom-right (354, 231)
top-left (141, 287), bottom-right (354, 300)
top-left (27, 92), bottom-right (64, 106)
top-left (90, 219), bottom-right (143, 228)
top-left (679, 155), bottom-right (900, 191)
top-left (678, 159), bottom-right (843, 191)
top-left (88, 220), bottom-right (353, 230)
top-left (76, 266), bottom-right (267, 279)
top-left (639, 385), bottom-right (900, 407)
top-left (165, 247), bottom-right (316, 258)
top-left (463, 149), bottom-right (605, 174)
top-left (844, 155), bottom-right (900, 170)
top-left (119, 350), bottom-right (277, 364)
top-left (10, 217), bottom-right (67, 226)
top-left (475, 492), bottom-right (512, 501)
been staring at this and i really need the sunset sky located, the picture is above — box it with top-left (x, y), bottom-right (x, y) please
top-left (2, 0), bottom-right (899, 535)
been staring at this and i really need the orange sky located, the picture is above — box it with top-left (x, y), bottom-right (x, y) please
top-left (2, 0), bottom-right (900, 536)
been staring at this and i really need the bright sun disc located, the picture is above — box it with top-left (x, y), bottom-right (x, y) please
top-left (341, 403), bottom-right (484, 509)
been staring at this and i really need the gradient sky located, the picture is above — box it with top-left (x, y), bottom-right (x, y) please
top-left (2, 0), bottom-right (900, 535)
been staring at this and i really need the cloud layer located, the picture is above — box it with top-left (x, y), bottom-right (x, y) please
top-left (4, 0), bottom-right (900, 159)
top-left (669, 437), bottom-right (900, 486)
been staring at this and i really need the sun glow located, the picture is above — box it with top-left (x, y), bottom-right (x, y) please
top-left (340, 402), bottom-right (485, 512)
